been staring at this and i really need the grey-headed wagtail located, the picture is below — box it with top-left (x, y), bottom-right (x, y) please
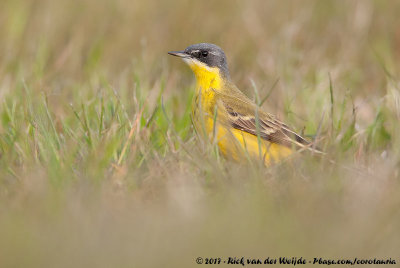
top-left (169, 43), bottom-right (318, 165)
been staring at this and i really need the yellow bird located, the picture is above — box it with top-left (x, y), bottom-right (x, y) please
top-left (169, 43), bottom-right (316, 165)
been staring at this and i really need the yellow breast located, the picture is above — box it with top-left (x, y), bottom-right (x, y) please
top-left (189, 60), bottom-right (293, 166)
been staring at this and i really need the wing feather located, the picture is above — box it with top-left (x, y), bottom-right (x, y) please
top-left (215, 89), bottom-right (311, 149)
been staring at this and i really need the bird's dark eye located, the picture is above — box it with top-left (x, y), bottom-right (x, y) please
top-left (201, 51), bottom-right (208, 57)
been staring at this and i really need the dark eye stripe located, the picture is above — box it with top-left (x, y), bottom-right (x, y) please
top-left (190, 50), bottom-right (209, 58)
top-left (191, 50), bottom-right (200, 58)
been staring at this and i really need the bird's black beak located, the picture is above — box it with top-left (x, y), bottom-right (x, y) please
top-left (168, 51), bottom-right (190, 58)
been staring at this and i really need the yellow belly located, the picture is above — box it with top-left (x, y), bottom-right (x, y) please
top-left (199, 117), bottom-right (293, 166)
top-left (189, 68), bottom-right (293, 165)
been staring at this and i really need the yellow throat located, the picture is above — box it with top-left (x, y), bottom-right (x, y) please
top-left (185, 58), bottom-right (224, 109)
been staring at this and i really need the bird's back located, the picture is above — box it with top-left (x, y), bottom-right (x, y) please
top-left (192, 80), bottom-right (311, 165)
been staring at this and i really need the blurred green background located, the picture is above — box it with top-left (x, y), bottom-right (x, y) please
top-left (0, 0), bottom-right (400, 267)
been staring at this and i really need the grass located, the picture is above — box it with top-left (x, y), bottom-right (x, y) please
top-left (1, 0), bottom-right (400, 267)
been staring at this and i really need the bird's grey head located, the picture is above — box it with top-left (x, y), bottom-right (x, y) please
top-left (168, 43), bottom-right (230, 78)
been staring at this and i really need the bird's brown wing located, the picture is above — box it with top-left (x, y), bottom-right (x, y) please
top-left (214, 89), bottom-right (311, 149)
